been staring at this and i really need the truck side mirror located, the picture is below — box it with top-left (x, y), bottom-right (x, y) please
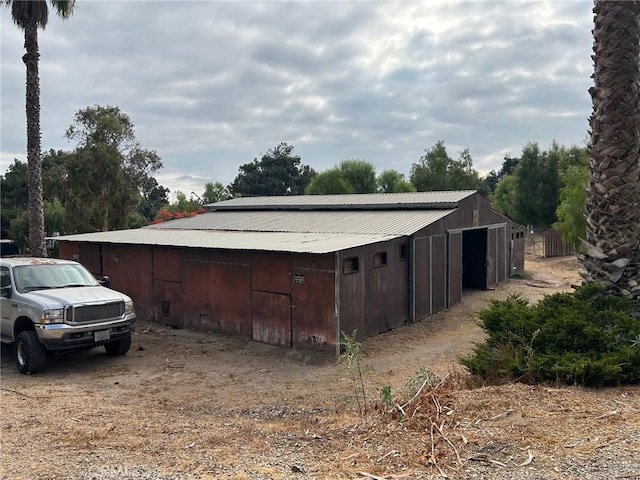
top-left (100, 276), bottom-right (111, 288)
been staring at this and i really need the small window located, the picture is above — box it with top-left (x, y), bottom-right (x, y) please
top-left (399, 243), bottom-right (408, 261)
top-left (374, 251), bottom-right (388, 268)
top-left (343, 257), bottom-right (359, 274)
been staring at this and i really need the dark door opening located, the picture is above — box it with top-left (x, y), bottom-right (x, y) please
top-left (462, 229), bottom-right (488, 289)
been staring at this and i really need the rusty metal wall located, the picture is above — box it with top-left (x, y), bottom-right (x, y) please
top-left (251, 252), bottom-right (291, 294)
top-left (251, 291), bottom-right (291, 346)
top-left (79, 243), bottom-right (102, 276)
top-left (151, 247), bottom-right (183, 328)
top-left (250, 252), bottom-right (292, 346)
top-left (448, 232), bottom-right (462, 307)
top-left (153, 247), bottom-right (182, 282)
top-left (181, 249), bottom-right (251, 335)
top-left (290, 254), bottom-right (336, 349)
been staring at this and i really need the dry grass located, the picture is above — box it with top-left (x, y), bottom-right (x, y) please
top-left (2, 249), bottom-right (639, 479)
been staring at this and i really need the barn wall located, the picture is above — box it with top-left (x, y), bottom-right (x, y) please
top-left (102, 244), bottom-right (153, 320)
top-left (338, 238), bottom-right (410, 340)
top-left (58, 240), bottom-right (338, 350)
top-left (410, 192), bottom-right (513, 322)
top-left (290, 254), bottom-right (336, 349)
top-left (181, 249), bottom-right (251, 335)
top-left (59, 242), bottom-right (153, 319)
top-left (511, 226), bottom-right (526, 272)
top-left (413, 236), bottom-right (432, 320)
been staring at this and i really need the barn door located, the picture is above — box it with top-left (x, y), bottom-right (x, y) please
top-left (250, 252), bottom-right (292, 347)
top-left (487, 227), bottom-right (498, 289)
top-left (448, 231), bottom-right (462, 307)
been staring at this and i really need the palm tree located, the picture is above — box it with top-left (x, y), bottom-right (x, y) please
top-left (5, 0), bottom-right (75, 257)
top-left (581, 1), bottom-right (640, 306)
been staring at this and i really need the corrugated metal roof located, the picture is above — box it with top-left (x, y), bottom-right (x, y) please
top-left (54, 229), bottom-right (400, 254)
top-left (208, 191), bottom-right (476, 211)
top-left (145, 210), bottom-right (455, 236)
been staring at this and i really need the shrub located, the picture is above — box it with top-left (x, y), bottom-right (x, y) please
top-left (460, 283), bottom-right (640, 387)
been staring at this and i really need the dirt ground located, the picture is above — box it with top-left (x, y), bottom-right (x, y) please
top-left (1, 242), bottom-right (639, 480)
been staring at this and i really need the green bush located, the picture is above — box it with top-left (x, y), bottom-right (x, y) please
top-left (460, 284), bottom-right (640, 387)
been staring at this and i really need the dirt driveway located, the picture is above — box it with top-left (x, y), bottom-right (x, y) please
top-left (1, 252), bottom-right (638, 480)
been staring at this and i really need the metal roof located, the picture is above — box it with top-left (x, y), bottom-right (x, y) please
top-left (54, 229), bottom-right (401, 254)
top-left (55, 192), bottom-right (467, 254)
top-left (144, 210), bottom-right (455, 236)
top-left (208, 191), bottom-right (477, 211)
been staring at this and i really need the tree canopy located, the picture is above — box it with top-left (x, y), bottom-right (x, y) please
top-left (410, 141), bottom-right (484, 192)
top-left (229, 143), bottom-right (315, 196)
top-left (64, 105), bottom-right (163, 232)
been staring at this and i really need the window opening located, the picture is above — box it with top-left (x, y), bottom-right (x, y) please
top-left (374, 251), bottom-right (388, 268)
top-left (343, 257), bottom-right (359, 274)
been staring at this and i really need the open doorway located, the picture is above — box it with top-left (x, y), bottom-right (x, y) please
top-left (462, 228), bottom-right (488, 289)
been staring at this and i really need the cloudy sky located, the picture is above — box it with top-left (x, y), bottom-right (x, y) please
top-left (1, 1), bottom-right (594, 198)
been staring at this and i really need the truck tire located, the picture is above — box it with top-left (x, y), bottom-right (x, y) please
top-left (104, 334), bottom-right (132, 356)
top-left (15, 330), bottom-right (46, 374)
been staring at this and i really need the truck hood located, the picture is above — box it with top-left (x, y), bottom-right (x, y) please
top-left (28, 287), bottom-right (131, 308)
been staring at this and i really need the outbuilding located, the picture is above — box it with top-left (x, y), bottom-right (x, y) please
top-left (56, 191), bottom-right (524, 352)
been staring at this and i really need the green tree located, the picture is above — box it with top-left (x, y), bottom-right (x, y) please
top-left (305, 169), bottom-right (354, 194)
top-left (64, 105), bottom-right (163, 232)
top-left (202, 181), bottom-right (231, 204)
top-left (410, 141), bottom-right (483, 192)
top-left (1, 151), bottom-right (71, 238)
top-left (483, 155), bottom-right (519, 194)
top-left (581, 1), bottom-right (640, 305)
top-left (6, 0), bottom-right (76, 256)
top-left (377, 169), bottom-right (416, 193)
top-left (490, 174), bottom-right (518, 220)
top-left (229, 142), bottom-right (315, 196)
top-left (138, 177), bottom-right (169, 222)
top-left (512, 142), bottom-right (562, 228)
top-left (338, 159), bottom-right (377, 194)
top-left (554, 165), bottom-right (588, 250)
top-left (0, 159), bottom-right (28, 238)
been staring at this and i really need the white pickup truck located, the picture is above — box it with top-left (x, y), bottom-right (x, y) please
top-left (0, 257), bottom-right (136, 374)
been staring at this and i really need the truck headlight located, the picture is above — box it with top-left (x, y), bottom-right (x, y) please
top-left (41, 309), bottom-right (64, 324)
top-left (124, 300), bottom-right (134, 315)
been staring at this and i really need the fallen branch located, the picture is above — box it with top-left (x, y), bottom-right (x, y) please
top-left (515, 450), bottom-right (534, 467)
top-left (434, 421), bottom-right (462, 467)
top-left (400, 372), bottom-right (451, 411)
top-left (358, 472), bottom-right (387, 480)
top-left (467, 454), bottom-right (508, 467)
top-left (594, 410), bottom-right (618, 419)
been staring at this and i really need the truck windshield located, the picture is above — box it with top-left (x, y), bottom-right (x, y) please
top-left (13, 264), bottom-right (99, 293)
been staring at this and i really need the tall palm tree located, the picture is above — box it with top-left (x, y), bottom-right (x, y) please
top-left (5, 0), bottom-right (75, 257)
top-left (581, 1), bottom-right (640, 306)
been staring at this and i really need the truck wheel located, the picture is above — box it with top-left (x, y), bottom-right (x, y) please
top-left (104, 334), bottom-right (132, 356)
top-left (15, 330), bottom-right (46, 375)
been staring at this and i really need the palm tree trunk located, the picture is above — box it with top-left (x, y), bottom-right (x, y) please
top-left (23, 22), bottom-right (46, 257)
top-left (581, 1), bottom-right (640, 305)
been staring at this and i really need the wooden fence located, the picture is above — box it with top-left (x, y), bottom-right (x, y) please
top-left (543, 229), bottom-right (574, 257)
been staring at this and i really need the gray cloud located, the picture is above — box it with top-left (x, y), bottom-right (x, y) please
top-left (1, 0), bottom-right (594, 195)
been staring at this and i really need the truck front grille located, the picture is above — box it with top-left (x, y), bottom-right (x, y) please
top-left (65, 301), bottom-right (125, 323)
